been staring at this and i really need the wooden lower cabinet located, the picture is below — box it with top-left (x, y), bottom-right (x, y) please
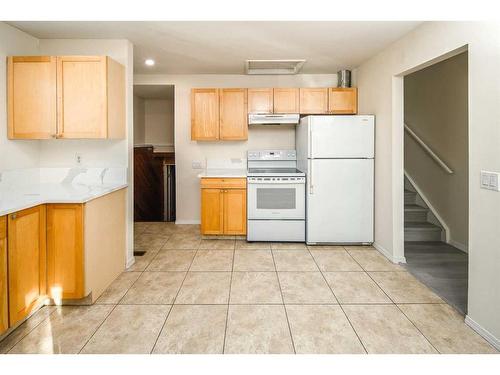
top-left (7, 205), bottom-right (46, 327)
top-left (47, 204), bottom-right (84, 301)
top-left (201, 178), bottom-right (246, 236)
top-left (223, 189), bottom-right (247, 235)
top-left (0, 216), bottom-right (8, 334)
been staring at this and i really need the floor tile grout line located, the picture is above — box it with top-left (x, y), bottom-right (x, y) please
top-left (307, 246), bottom-right (368, 354)
top-left (2, 305), bottom-right (59, 353)
top-left (357, 259), bottom-right (441, 354)
top-left (77, 303), bottom-right (118, 354)
top-left (150, 244), bottom-right (199, 354)
top-left (270, 249), bottom-right (296, 354)
top-left (222, 245), bottom-right (235, 354)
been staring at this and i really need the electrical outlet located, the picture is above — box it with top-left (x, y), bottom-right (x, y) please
top-left (75, 153), bottom-right (82, 165)
top-left (192, 160), bottom-right (203, 169)
top-left (480, 171), bottom-right (500, 191)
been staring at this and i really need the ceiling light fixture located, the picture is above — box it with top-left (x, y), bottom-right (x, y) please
top-left (145, 59), bottom-right (155, 66)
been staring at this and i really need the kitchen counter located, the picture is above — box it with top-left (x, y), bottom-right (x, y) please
top-left (0, 167), bottom-right (128, 216)
top-left (198, 169), bottom-right (247, 178)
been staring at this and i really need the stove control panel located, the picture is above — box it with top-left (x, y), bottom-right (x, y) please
top-left (247, 150), bottom-right (296, 161)
top-left (247, 176), bottom-right (306, 184)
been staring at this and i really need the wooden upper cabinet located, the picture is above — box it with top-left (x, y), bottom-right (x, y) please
top-left (219, 88), bottom-right (248, 140)
top-left (7, 56), bottom-right (57, 139)
top-left (57, 56), bottom-right (125, 139)
top-left (273, 88), bottom-right (299, 113)
top-left (8, 205), bottom-right (47, 326)
top-left (7, 55), bottom-right (125, 140)
top-left (0, 216), bottom-right (7, 335)
top-left (299, 88), bottom-right (329, 114)
top-left (47, 204), bottom-right (84, 301)
top-left (328, 87), bottom-right (358, 114)
top-left (248, 88), bottom-right (273, 113)
top-left (191, 88), bottom-right (220, 140)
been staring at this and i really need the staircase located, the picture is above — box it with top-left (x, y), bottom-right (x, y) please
top-left (404, 182), bottom-right (444, 242)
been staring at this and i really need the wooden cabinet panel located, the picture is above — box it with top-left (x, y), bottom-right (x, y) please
top-left (223, 189), bottom-right (247, 235)
top-left (57, 56), bottom-right (107, 138)
top-left (0, 216), bottom-right (7, 334)
top-left (273, 88), bottom-right (299, 113)
top-left (7, 56), bottom-right (57, 139)
top-left (47, 204), bottom-right (84, 301)
top-left (191, 88), bottom-right (220, 140)
top-left (201, 188), bottom-right (224, 235)
top-left (299, 88), bottom-right (329, 114)
top-left (328, 87), bottom-right (358, 114)
top-left (248, 88), bottom-right (273, 113)
top-left (200, 178), bottom-right (246, 189)
top-left (220, 89), bottom-right (248, 140)
top-left (8, 206), bottom-right (46, 326)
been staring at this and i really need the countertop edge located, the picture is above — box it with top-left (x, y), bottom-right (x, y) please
top-left (0, 184), bottom-right (128, 217)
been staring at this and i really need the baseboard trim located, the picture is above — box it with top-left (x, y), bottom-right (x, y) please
top-left (175, 220), bottom-right (201, 225)
top-left (373, 241), bottom-right (407, 264)
top-left (126, 256), bottom-right (135, 269)
top-left (449, 239), bottom-right (468, 253)
top-left (465, 315), bottom-right (500, 350)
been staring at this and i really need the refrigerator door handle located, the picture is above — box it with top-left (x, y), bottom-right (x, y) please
top-left (309, 159), bottom-right (314, 195)
top-left (309, 124), bottom-right (313, 158)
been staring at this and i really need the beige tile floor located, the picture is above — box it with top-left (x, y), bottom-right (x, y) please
top-left (1, 222), bottom-right (498, 354)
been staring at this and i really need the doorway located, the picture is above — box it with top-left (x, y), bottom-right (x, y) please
top-left (133, 84), bottom-right (176, 222)
top-left (402, 51), bottom-right (469, 314)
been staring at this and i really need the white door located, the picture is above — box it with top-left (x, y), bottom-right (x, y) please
top-left (306, 158), bottom-right (374, 243)
top-left (310, 116), bottom-right (374, 158)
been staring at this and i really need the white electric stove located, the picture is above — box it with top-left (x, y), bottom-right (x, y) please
top-left (246, 150), bottom-right (306, 242)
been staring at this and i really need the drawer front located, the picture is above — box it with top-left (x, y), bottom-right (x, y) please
top-left (201, 178), bottom-right (246, 189)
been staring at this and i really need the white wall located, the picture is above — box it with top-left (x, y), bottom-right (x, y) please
top-left (133, 94), bottom-right (145, 144)
top-left (134, 74), bottom-right (337, 223)
top-left (404, 52), bottom-right (468, 250)
top-left (356, 21), bottom-right (500, 348)
top-left (0, 23), bottom-right (40, 171)
top-left (144, 99), bottom-right (174, 146)
top-left (38, 39), bottom-right (135, 266)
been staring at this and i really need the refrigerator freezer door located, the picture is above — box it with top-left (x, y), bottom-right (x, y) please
top-left (306, 158), bottom-right (374, 243)
top-left (310, 115), bottom-right (374, 159)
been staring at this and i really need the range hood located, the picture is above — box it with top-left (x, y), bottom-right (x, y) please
top-left (248, 113), bottom-right (300, 126)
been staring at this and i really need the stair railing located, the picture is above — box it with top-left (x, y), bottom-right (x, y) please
top-left (404, 123), bottom-right (454, 174)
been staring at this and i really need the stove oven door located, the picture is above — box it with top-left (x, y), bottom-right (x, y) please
top-left (247, 179), bottom-right (305, 220)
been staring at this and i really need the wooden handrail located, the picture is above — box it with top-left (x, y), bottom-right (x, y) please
top-left (404, 123), bottom-right (453, 174)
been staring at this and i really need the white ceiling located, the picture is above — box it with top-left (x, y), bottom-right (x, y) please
top-left (8, 21), bottom-right (421, 74)
top-left (134, 84), bottom-right (174, 100)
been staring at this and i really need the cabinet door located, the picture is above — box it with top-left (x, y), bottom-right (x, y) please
top-left (248, 88), bottom-right (273, 113)
top-left (0, 216), bottom-right (7, 334)
top-left (273, 88), bottom-right (299, 113)
top-left (191, 88), bottom-right (220, 140)
top-left (57, 56), bottom-right (108, 138)
top-left (299, 88), bottom-right (329, 114)
top-left (328, 88), bottom-right (358, 114)
top-left (47, 204), bottom-right (84, 301)
top-left (7, 56), bottom-right (57, 139)
top-left (201, 188), bottom-right (224, 235)
top-left (223, 189), bottom-right (247, 235)
top-left (8, 206), bottom-right (46, 326)
top-left (220, 88), bottom-right (248, 140)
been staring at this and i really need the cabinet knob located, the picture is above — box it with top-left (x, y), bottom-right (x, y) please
top-left (11, 213), bottom-right (17, 220)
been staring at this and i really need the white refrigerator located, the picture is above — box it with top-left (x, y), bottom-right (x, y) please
top-left (296, 115), bottom-right (375, 244)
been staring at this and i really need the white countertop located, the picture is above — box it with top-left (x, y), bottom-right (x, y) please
top-left (197, 168), bottom-right (247, 178)
top-left (0, 167), bottom-right (128, 216)
top-left (0, 182), bottom-right (128, 216)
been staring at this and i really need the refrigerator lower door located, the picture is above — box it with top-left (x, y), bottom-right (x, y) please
top-left (306, 158), bottom-right (374, 244)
